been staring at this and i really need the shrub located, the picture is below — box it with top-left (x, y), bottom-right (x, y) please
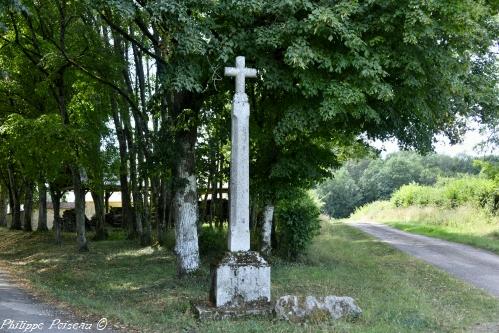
top-left (392, 183), bottom-right (422, 207)
top-left (198, 225), bottom-right (227, 256)
top-left (391, 177), bottom-right (497, 213)
top-left (352, 200), bottom-right (394, 219)
top-left (275, 190), bottom-right (321, 260)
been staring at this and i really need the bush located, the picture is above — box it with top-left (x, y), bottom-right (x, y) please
top-left (275, 190), bottom-right (321, 260)
top-left (391, 177), bottom-right (498, 214)
top-left (198, 225), bottom-right (227, 256)
top-left (352, 200), bottom-right (394, 219)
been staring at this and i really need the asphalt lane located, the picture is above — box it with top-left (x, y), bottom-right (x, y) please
top-left (0, 271), bottom-right (112, 332)
top-left (351, 221), bottom-right (499, 297)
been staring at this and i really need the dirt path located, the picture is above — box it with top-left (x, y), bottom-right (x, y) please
top-left (0, 270), bottom-right (113, 332)
top-left (350, 221), bottom-right (499, 298)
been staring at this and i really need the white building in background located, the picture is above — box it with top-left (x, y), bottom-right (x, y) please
top-left (7, 191), bottom-right (123, 230)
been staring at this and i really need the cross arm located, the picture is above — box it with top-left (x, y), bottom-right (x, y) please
top-left (243, 68), bottom-right (257, 78)
top-left (225, 67), bottom-right (238, 77)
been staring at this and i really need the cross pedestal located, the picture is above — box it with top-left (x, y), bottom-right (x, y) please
top-left (203, 57), bottom-right (271, 315)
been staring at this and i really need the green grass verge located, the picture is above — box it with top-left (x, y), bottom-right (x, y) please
top-left (352, 201), bottom-right (499, 254)
top-left (0, 222), bottom-right (498, 333)
top-left (383, 222), bottom-right (499, 254)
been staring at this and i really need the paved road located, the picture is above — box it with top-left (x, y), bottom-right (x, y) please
top-left (350, 221), bottom-right (499, 297)
top-left (0, 270), bottom-right (112, 332)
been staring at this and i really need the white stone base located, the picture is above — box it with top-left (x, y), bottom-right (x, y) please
top-left (210, 251), bottom-right (271, 308)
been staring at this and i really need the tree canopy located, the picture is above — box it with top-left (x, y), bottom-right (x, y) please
top-left (0, 0), bottom-right (497, 266)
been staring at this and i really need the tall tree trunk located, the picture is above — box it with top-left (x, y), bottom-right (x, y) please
top-left (139, 151), bottom-right (152, 246)
top-left (201, 158), bottom-right (213, 226)
top-left (37, 182), bottom-right (48, 231)
top-left (261, 203), bottom-right (275, 257)
top-left (50, 187), bottom-right (62, 245)
top-left (105, 191), bottom-right (111, 214)
top-left (157, 180), bottom-right (168, 244)
top-left (133, 187), bottom-right (144, 241)
top-left (55, 2), bottom-right (88, 251)
top-left (8, 166), bottom-right (21, 230)
top-left (0, 185), bottom-right (7, 227)
top-left (251, 201), bottom-right (259, 234)
top-left (212, 153), bottom-right (220, 228)
top-left (91, 190), bottom-right (107, 241)
top-left (111, 106), bottom-right (132, 235)
top-left (123, 107), bottom-right (139, 239)
top-left (129, 138), bottom-right (143, 240)
top-left (104, 29), bottom-right (132, 234)
top-left (71, 167), bottom-right (89, 252)
top-left (216, 154), bottom-right (225, 229)
top-left (23, 183), bottom-right (34, 232)
top-left (173, 97), bottom-right (200, 275)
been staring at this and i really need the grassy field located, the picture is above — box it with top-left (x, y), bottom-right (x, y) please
top-left (352, 201), bottom-right (499, 254)
top-left (1, 221), bottom-right (498, 333)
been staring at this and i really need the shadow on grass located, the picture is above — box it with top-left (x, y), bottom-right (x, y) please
top-left (1, 224), bottom-right (499, 333)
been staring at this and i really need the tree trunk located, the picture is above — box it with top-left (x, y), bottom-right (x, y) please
top-left (91, 190), bottom-right (107, 241)
top-left (37, 182), bottom-right (48, 231)
top-left (111, 107), bottom-right (132, 235)
top-left (217, 154), bottom-right (225, 229)
top-left (105, 191), bottom-right (111, 214)
top-left (23, 183), bottom-right (34, 232)
top-left (141, 189), bottom-right (152, 246)
top-left (50, 188), bottom-right (63, 245)
top-left (0, 185), bottom-right (7, 227)
top-left (7, 166), bottom-right (21, 230)
top-left (166, 180), bottom-right (175, 230)
top-left (71, 167), bottom-right (89, 252)
top-left (9, 192), bottom-right (21, 230)
top-left (251, 201), bottom-right (259, 234)
top-left (212, 154), bottom-right (220, 228)
top-left (133, 188), bottom-right (144, 240)
top-left (157, 180), bottom-right (168, 245)
top-left (261, 203), bottom-right (275, 257)
top-left (124, 109), bottom-right (139, 239)
top-left (173, 125), bottom-right (200, 275)
top-left (138, 150), bottom-right (152, 247)
top-left (201, 170), bottom-right (212, 226)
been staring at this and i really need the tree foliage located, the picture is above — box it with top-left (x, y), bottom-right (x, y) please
top-left (0, 0), bottom-right (497, 260)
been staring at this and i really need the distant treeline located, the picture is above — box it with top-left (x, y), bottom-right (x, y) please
top-left (317, 152), bottom-right (499, 218)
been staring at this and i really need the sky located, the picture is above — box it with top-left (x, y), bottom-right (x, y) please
top-left (371, 123), bottom-right (496, 158)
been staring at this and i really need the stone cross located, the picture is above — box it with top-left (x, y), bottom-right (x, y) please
top-left (225, 56), bottom-right (257, 252)
top-left (202, 56), bottom-right (270, 311)
top-left (225, 56), bottom-right (257, 94)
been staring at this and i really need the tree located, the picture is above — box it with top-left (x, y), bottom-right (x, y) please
top-left (318, 168), bottom-right (362, 218)
top-left (0, 0), bottom-right (497, 262)
top-left (0, 184), bottom-right (7, 227)
top-left (213, 0), bottom-right (498, 253)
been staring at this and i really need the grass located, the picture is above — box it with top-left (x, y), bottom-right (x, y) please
top-left (351, 201), bottom-right (499, 254)
top-left (1, 221), bottom-right (499, 332)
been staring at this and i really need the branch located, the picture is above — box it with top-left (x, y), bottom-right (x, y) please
top-left (100, 13), bottom-right (165, 65)
top-left (133, 15), bottom-right (159, 47)
top-left (5, 14), bottom-right (49, 76)
top-left (66, 56), bottom-right (142, 117)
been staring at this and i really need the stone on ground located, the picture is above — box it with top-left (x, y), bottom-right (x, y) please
top-left (274, 295), bottom-right (362, 322)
